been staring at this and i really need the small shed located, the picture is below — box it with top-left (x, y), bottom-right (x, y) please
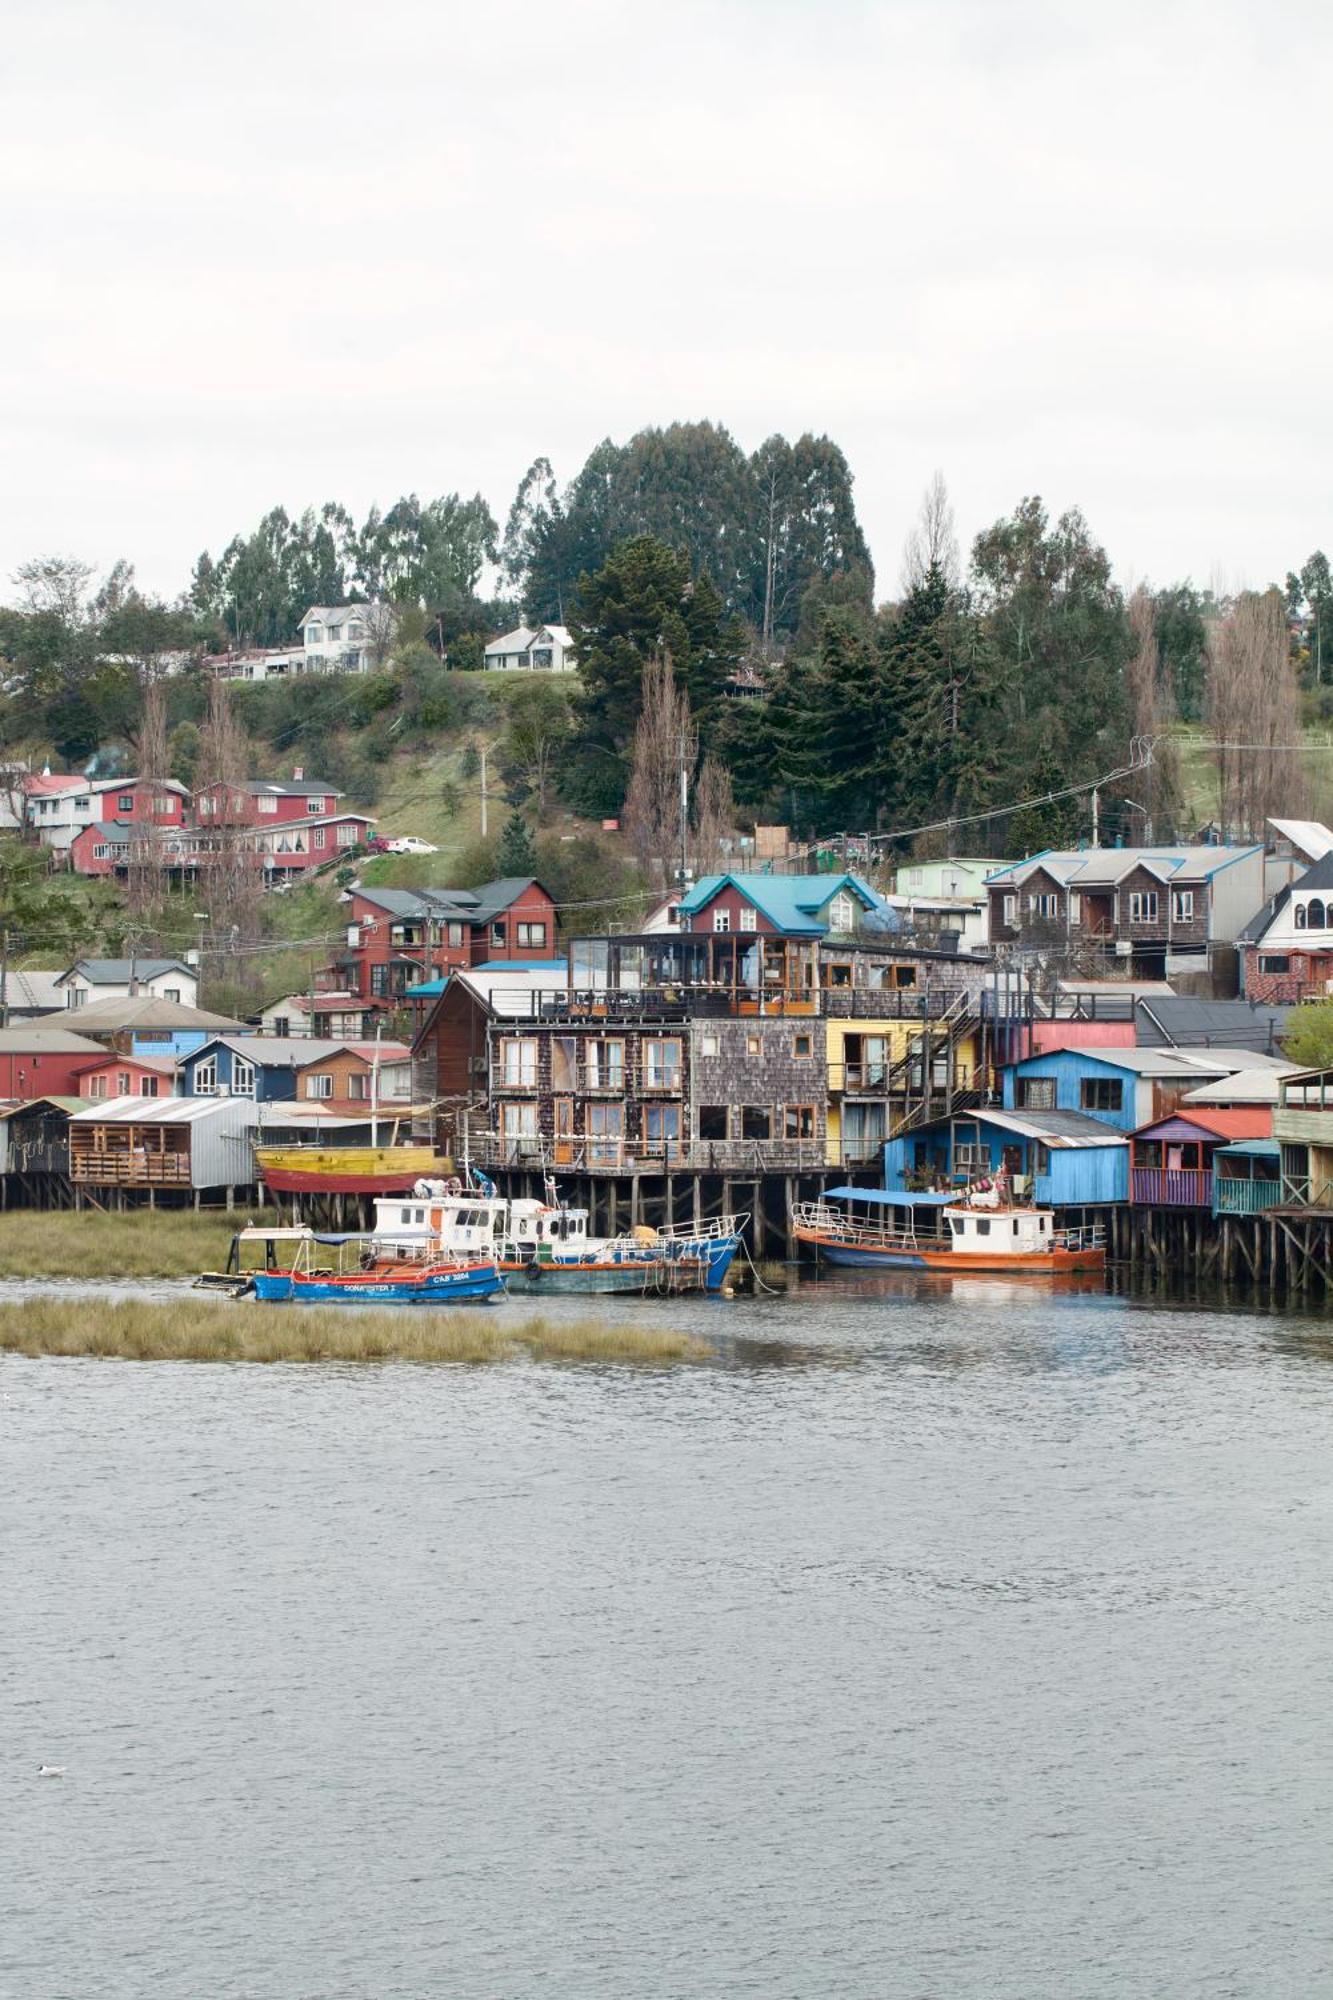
top-left (1130, 1108), bottom-right (1270, 1208)
top-left (68, 1095), bottom-right (260, 1197)
top-left (1211, 1138), bottom-right (1282, 1217)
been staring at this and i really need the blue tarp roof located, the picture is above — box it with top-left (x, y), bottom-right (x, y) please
top-left (1213, 1138), bottom-right (1281, 1158)
top-left (825, 1186), bottom-right (954, 1207)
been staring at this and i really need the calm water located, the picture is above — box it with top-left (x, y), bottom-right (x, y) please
top-left (4, 1273), bottom-right (1333, 1999)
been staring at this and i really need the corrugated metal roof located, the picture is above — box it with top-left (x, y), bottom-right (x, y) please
top-left (1182, 1067), bottom-right (1298, 1104)
top-left (678, 872), bottom-right (880, 934)
top-left (1268, 818), bottom-right (1333, 860)
top-left (987, 845), bottom-right (1262, 888)
top-left (69, 1095), bottom-right (259, 1124)
top-left (1134, 1107), bottom-right (1272, 1141)
top-left (979, 1108), bottom-right (1127, 1147)
top-left (1134, 997), bottom-right (1293, 1050)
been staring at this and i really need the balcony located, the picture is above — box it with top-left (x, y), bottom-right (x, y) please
top-left (1213, 1175), bottom-right (1283, 1216)
top-left (1131, 1166), bottom-right (1211, 1206)
top-left (470, 1129), bottom-right (829, 1176)
top-left (70, 1149), bottom-right (192, 1186)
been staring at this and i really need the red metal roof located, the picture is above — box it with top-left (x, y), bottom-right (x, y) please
top-left (1138, 1107), bottom-right (1273, 1142)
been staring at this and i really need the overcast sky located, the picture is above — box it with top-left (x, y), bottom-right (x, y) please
top-left (2, 0), bottom-right (1328, 606)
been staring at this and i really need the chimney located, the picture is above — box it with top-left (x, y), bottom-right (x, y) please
top-left (293, 765), bottom-right (304, 782)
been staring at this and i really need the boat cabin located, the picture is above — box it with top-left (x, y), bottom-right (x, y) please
top-left (945, 1205), bottom-right (1057, 1254)
top-left (372, 1192), bottom-right (591, 1256)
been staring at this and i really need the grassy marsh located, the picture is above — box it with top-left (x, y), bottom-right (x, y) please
top-left (0, 1297), bottom-right (710, 1367)
top-left (0, 1209), bottom-right (278, 1280)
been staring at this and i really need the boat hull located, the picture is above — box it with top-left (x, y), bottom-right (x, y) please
top-left (499, 1235), bottom-right (739, 1295)
top-left (796, 1230), bottom-right (1105, 1275)
top-left (256, 1146), bottom-right (451, 1196)
top-left (252, 1263), bottom-right (503, 1304)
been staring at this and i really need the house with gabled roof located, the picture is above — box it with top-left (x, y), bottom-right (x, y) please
top-left (986, 843), bottom-right (1266, 981)
top-left (484, 624), bottom-right (577, 673)
top-left (675, 872), bottom-right (888, 939)
top-left (1238, 848), bottom-right (1333, 1004)
top-left (329, 878), bottom-right (558, 1003)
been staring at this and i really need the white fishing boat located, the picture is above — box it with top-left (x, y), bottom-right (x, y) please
top-left (371, 1174), bottom-right (744, 1295)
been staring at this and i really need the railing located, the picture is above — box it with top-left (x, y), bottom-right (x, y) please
top-left (70, 1152), bottom-right (192, 1185)
top-left (791, 1200), bottom-right (927, 1253)
top-left (1213, 1176), bottom-right (1283, 1215)
top-left (1131, 1166), bottom-right (1212, 1206)
top-left (471, 1131), bottom-right (830, 1174)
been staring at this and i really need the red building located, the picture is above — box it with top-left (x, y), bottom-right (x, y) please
top-left (325, 879), bottom-right (558, 1004)
top-left (193, 771), bottom-right (344, 827)
top-left (0, 1027), bottom-right (113, 1098)
top-left (73, 1052), bottom-right (177, 1099)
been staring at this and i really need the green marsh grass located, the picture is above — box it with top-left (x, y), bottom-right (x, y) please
top-left (0, 1297), bottom-right (710, 1367)
top-left (0, 1209), bottom-right (280, 1280)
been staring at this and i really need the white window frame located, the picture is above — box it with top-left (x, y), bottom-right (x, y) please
top-left (1172, 889), bottom-right (1195, 922)
top-left (644, 1039), bottom-right (682, 1091)
top-left (713, 908), bottom-right (731, 933)
top-left (1129, 890), bottom-right (1159, 923)
top-left (231, 1056), bottom-right (256, 1097)
top-left (738, 906), bottom-right (758, 932)
top-left (193, 1057), bottom-right (219, 1095)
top-left (499, 1037), bottom-right (538, 1088)
top-left (304, 1073), bottom-right (334, 1099)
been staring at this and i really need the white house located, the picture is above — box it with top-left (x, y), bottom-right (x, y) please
top-left (57, 958), bottom-right (200, 1011)
top-left (484, 624), bottom-right (577, 673)
top-left (299, 605), bottom-right (393, 675)
top-left (24, 775), bottom-right (189, 852)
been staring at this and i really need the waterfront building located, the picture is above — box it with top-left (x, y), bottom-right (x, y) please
top-left (1237, 850), bottom-right (1333, 1003)
top-left (1001, 1046), bottom-right (1287, 1133)
top-left (1129, 1108), bottom-right (1270, 1209)
top-left (880, 1106), bottom-right (1129, 1207)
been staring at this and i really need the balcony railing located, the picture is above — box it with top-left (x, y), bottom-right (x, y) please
top-left (70, 1152), bottom-right (192, 1185)
top-left (1213, 1176), bottom-right (1283, 1216)
top-left (470, 1130), bottom-right (829, 1175)
top-left (1131, 1166), bottom-right (1212, 1206)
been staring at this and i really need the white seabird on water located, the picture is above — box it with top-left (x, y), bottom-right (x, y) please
top-left (37, 1765), bottom-right (66, 1778)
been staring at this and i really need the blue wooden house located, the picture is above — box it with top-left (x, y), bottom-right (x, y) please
top-left (1001, 1046), bottom-right (1246, 1134)
top-left (882, 1106), bottom-right (1128, 1207)
top-left (179, 1035), bottom-right (351, 1104)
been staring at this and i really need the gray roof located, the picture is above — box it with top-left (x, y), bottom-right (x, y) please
top-left (4, 970), bottom-right (66, 1012)
top-left (0, 1026), bottom-right (108, 1054)
top-left (192, 1035), bottom-right (411, 1067)
top-left (62, 958), bottom-right (194, 985)
top-left (64, 996), bottom-right (243, 1032)
top-left (1238, 849), bottom-right (1333, 944)
top-left (987, 844), bottom-right (1261, 889)
top-left (355, 878), bottom-right (540, 925)
top-left (1135, 996), bottom-right (1293, 1052)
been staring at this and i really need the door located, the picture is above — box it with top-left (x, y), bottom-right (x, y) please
top-left (554, 1097), bottom-right (574, 1167)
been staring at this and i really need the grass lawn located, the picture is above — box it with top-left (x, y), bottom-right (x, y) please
top-left (0, 1209), bottom-right (279, 1279)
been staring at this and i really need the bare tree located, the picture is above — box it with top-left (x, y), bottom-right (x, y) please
top-left (1206, 588), bottom-right (1304, 837)
top-left (901, 471), bottom-right (959, 591)
top-left (1123, 586), bottom-right (1180, 837)
top-left (362, 602), bottom-right (397, 668)
top-left (196, 676), bottom-right (261, 950)
top-left (125, 678), bottom-right (170, 915)
top-left (691, 755), bottom-right (736, 877)
top-left (624, 654), bottom-right (695, 885)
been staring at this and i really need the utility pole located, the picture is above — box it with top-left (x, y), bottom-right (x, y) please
top-left (370, 1017), bottom-right (382, 1149)
top-left (480, 744), bottom-right (489, 840)
top-left (679, 728), bottom-right (690, 888)
top-left (0, 929), bottom-right (9, 1031)
top-left (1091, 787), bottom-right (1100, 847)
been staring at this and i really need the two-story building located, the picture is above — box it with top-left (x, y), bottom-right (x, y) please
top-left (986, 844), bottom-right (1266, 984)
top-left (299, 605), bottom-right (389, 675)
top-left (29, 775), bottom-right (189, 859)
top-left (329, 880), bottom-right (558, 1004)
top-left (1237, 851), bottom-right (1333, 1003)
top-left (179, 1035), bottom-right (412, 1112)
top-left (1001, 1045), bottom-right (1291, 1133)
top-left (57, 958), bottom-right (199, 1011)
top-left (192, 772), bottom-right (375, 877)
top-left (483, 624), bottom-right (577, 673)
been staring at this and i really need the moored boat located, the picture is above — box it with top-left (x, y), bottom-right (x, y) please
top-left (205, 1225), bottom-right (505, 1304)
top-left (254, 1144), bottom-right (452, 1196)
top-left (793, 1182), bottom-right (1106, 1274)
top-left (372, 1177), bottom-right (744, 1295)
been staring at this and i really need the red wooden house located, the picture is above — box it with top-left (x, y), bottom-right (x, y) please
top-left (327, 879), bottom-right (558, 1003)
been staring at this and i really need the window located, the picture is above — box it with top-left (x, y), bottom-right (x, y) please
top-left (586, 1101), bottom-right (623, 1165)
top-left (739, 906), bottom-right (758, 932)
top-left (699, 1034), bottom-right (719, 1057)
top-left (644, 1039), bottom-right (682, 1090)
top-left (1172, 889), bottom-right (1195, 922)
top-left (644, 1103), bottom-right (681, 1145)
top-left (313, 827), bottom-right (326, 849)
top-left (1032, 1142), bottom-right (1051, 1176)
top-left (699, 1105), bottom-right (729, 1140)
top-left (337, 823), bottom-right (359, 847)
top-left (491, 921), bottom-right (507, 946)
top-left (89, 1074), bottom-right (107, 1099)
top-left (713, 908), bottom-right (731, 933)
top-left (827, 892), bottom-right (855, 931)
top-left (1069, 892), bottom-right (1082, 925)
top-left (258, 794), bottom-right (278, 814)
top-left (1295, 904), bottom-right (1307, 930)
top-left (1309, 898), bottom-right (1328, 930)
top-left (305, 1074), bottom-right (334, 1099)
top-left (585, 1039), bottom-right (624, 1089)
top-left (794, 1032), bottom-right (813, 1058)
top-left (231, 1056), bottom-right (256, 1097)
top-left (328, 625), bottom-right (341, 642)
top-left (1128, 890), bottom-right (1159, 923)
top-left (163, 988), bottom-right (180, 1004)
top-left (447, 922), bottom-right (465, 947)
top-left (746, 1034), bottom-right (761, 1056)
top-left (348, 623), bottom-right (364, 641)
top-left (68, 989), bottom-right (85, 1010)
top-left (500, 1038), bottom-right (538, 1087)
top-left (908, 868), bottom-right (924, 886)
top-left (348, 1073), bottom-right (368, 1100)
top-left (306, 626), bottom-right (323, 645)
top-left (517, 922), bottom-right (546, 948)
top-left (784, 1105), bottom-right (816, 1140)
top-left (741, 1107), bottom-right (772, 1141)
top-left (142, 1076), bottom-right (159, 1098)
top-left (894, 965), bottom-right (917, 989)
top-left (974, 1218), bottom-right (991, 1237)
top-left (193, 1057), bottom-right (218, 1095)
top-left (76, 797), bottom-right (90, 812)
top-left (1015, 1076), bottom-right (1056, 1110)
top-left (118, 794), bottom-right (134, 813)
top-left (92, 843), bottom-right (109, 861)
top-left (370, 964), bottom-right (390, 999)
top-left (1260, 954), bottom-right (1291, 973)
top-left (1080, 1077), bottom-right (1124, 1112)
top-left (306, 797), bottom-right (326, 815)
top-left (1003, 894), bottom-right (1017, 925)
top-left (500, 1101), bottom-right (538, 1144)
top-left (1027, 893), bottom-right (1058, 919)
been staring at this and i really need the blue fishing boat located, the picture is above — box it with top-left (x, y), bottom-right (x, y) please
top-left (206, 1227), bottom-right (505, 1304)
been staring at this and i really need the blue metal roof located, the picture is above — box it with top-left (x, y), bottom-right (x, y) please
top-left (1213, 1138), bottom-right (1281, 1158)
top-left (404, 958), bottom-right (567, 999)
top-left (677, 872), bottom-right (882, 935)
top-left (825, 1186), bottom-right (954, 1206)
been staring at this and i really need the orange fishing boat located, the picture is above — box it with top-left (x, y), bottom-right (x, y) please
top-left (793, 1182), bottom-right (1106, 1274)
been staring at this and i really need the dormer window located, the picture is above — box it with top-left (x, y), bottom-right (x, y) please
top-left (827, 892), bottom-right (855, 931)
top-left (306, 625), bottom-right (323, 646)
top-left (348, 622), bottom-right (364, 640)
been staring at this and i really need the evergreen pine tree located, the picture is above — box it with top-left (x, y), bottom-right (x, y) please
top-left (498, 810), bottom-right (538, 877)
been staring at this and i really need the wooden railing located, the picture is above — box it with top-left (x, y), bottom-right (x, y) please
top-left (70, 1152), bottom-right (192, 1186)
top-left (1131, 1166), bottom-right (1211, 1206)
top-left (1213, 1177), bottom-right (1282, 1216)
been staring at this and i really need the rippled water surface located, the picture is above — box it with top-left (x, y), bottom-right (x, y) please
top-left (5, 1273), bottom-right (1333, 1998)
